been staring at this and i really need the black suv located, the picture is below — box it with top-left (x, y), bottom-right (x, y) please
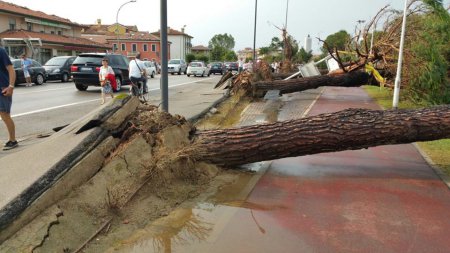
top-left (71, 53), bottom-right (131, 91)
top-left (44, 56), bottom-right (76, 82)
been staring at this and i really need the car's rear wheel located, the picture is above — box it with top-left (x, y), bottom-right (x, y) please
top-left (75, 83), bottom-right (88, 91)
top-left (151, 71), bottom-right (155, 78)
top-left (178, 69), bottom-right (181, 75)
top-left (187, 74), bottom-right (190, 77)
top-left (61, 73), bottom-right (69, 82)
top-left (115, 76), bottom-right (122, 91)
top-left (35, 74), bottom-right (45, 85)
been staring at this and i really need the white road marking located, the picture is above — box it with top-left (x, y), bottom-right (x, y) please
top-left (149, 77), bottom-right (215, 91)
top-left (15, 86), bottom-right (73, 95)
top-left (11, 99), bottom-right (100, 118)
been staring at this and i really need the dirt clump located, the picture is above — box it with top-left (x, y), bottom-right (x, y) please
top-left (0, 104), bottom-right (237, 253)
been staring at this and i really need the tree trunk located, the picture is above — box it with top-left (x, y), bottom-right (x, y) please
top-left (254, 71), bottom-right (370, 95)
top-left (195, 105), bottom-right (450, 167)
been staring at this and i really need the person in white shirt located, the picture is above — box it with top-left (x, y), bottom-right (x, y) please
top-left (128, 53), bottom-right (147, 94)
top-left (238, 58), bottom-right (244, 73)
top-left (98, 57), bottom-right (114, 104)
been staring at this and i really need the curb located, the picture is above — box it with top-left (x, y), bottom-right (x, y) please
top-left (413, 143), bottom-right (450, 190)
top-left (187, 89), bottom-right (230, 124)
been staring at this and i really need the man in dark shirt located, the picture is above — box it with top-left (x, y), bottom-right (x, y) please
top-left (0, 47), bottom-right (17, 150)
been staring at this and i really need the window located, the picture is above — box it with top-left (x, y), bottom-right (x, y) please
top-left (121, 44), bottom-right (126, 51)
top-left (27, 22), bottom-right (33, 31)
top-left (132, 43), bottom-right (137, 52)
top-left (109, 55), bottom-right (121, 66)
top-left (143, 44), bottom-right (148, 52)
top-left (58, 31), bottom-right (62, 35)
top-left (9, 19), bottom-right (16, 30)
top-left (51, 31), bottom-right (55, 34)
top-left (113, 44), bottom-right (118, 51)
top-left (151, 44), bottom-right (156, 52)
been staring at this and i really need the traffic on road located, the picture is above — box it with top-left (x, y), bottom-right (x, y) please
top-left (0, 74), bottom-right (221, 152)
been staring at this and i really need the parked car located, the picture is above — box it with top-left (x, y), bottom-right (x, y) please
top-left (71, 53), bottom-right (131, 91)
top-left (208, 62), bottom-right (226, 75)
top-left (43, 56), bottom-right (76, 82)
top-left (187, 61), bottom-right (210, 77)
top-left (143, 61), bottom-right (157, 78)
top-left (224, 62), bottom-right (239, 72)
top-left (11, 59), bottom-right (47, 85)
top-left (168, 59), bottom-right (187, 75)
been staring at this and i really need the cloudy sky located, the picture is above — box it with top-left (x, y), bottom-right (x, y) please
top-left (9, 0), bottom-right (450, 52)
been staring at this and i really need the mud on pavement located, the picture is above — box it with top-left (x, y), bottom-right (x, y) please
top-left (0, 99), bottom-right (254, 252)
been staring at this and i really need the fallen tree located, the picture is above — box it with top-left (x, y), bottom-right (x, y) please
top-left (216, 70), bottom-right (374, 98)
top-left (252, 71), bottom-right (371, 95)
top-left (194, 105), bottom-right (450, 167)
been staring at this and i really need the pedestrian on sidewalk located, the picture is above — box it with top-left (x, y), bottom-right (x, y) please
top-left (128, 53), bottom-right (147, 94)
top-left (0, 47), bottom-right (18, 150)
top-left (21, 54), bottom-right (32, 87)
top-left (98, 57), bottom-right (115, 105)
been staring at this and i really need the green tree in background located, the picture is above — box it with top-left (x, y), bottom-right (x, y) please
top-left (224, 51), bottom-right (237, 61)
top-left (295, 48), bottom-right (313, 63)
top-left (209, 33), bottom-right (236, 62)
top-left (209, 33), bottom-right (235, 50)
top-left (407, 0), bottom-right (450, 104)
top-left (321, 30), bottom-right (350, 54)
top-left (186, 53), bottom-right (196, 63)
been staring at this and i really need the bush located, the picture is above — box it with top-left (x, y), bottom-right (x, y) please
top-left (186, 53), bottom-right (196, 63)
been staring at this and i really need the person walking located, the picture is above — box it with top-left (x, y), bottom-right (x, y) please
top-left (21, 54), bottom-right (32, 86)
top-left (98, 57), bottom-right (114, 105)
top-left (128, 53), bottom-right (147, 95)
top-left (0, 47), bottom-right (18, 150)
top-left (238, 58), bottom-right (244, 73)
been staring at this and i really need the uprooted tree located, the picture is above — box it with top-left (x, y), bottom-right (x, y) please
top-left (218, 0), bottom-right (449, 102)
top-left (122, 103), bottom-right (450, 168)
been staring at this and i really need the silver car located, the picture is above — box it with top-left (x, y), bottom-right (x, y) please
top-left (168, 59), bottom-right (187, 75)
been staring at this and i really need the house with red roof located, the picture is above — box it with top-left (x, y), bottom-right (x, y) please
top-left (151, 27), bottom-right (192, 61)
top-left (0, 0), bottom-right (109, 63)
top-left (82, 19), bottom-right (171, 62)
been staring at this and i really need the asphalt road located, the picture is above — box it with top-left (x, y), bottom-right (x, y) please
top-left (0, 74), bottom-right (221, 143)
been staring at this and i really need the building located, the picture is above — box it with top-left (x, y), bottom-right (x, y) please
top-left (152, 27), bottom-right (192, 61)
top-left (237, 47), bottom-right (259, 61)
top-left (0, 0), bottom-right (108, 63)
top-left (82, 20), bottom-right (170, 62)
top-left (304, 34), bottom-right (312, 52)
top-left (191, 45), bottom-right (210, 55)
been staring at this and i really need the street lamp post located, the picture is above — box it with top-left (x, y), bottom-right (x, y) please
top-left (252, 0), bottom-right (258, 66)
top-left (392, 0), bottom-right (408, 109)
top-left (115, 0), bottom-right (136, 54)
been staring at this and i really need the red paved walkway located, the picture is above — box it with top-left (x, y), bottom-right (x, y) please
top-left (211, 87), bottom-right (450, 253)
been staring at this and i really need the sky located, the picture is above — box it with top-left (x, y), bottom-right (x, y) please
top-left (8, 0), bottom-right (450, 53)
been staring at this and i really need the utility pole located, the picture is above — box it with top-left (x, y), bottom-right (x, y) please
top-left (252, 0), bottom-right (258, 66)
top-left (393, 0), bottom-right (408, 109)
top-left (160, 0), bottom-right (168, 112)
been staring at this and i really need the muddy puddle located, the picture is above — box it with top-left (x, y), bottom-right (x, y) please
top-left (99, 162), bottom-right (270, 253)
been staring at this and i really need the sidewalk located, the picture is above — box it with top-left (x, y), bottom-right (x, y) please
top-left (0, 80), bottom-right (226, 237)
top-left (207, 86), bottom-right (450, 252)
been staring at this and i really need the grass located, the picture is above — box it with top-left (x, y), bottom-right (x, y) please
top-left (363, 85), bottom-right (450, 177)
top-left (195, 90), bottom-right (252, 130)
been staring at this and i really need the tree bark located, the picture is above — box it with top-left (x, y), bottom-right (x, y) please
top-left (195, 105), bottom-right (450, 167)
top-left (254, 71), bottom-right (370, 95)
